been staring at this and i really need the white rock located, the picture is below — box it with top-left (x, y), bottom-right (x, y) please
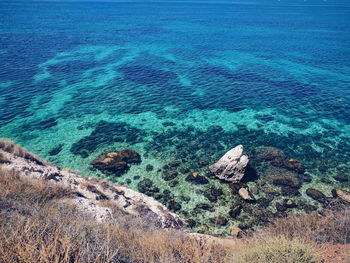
top-left (209, 145), bottom-right (249, 182)
top-left (238, 187), bottom-right (255, 201)
top-left (333, 189), bottom-right (350, 204)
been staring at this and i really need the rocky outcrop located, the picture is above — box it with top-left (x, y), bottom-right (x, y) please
top-left (91, 149), bottom-right (141, 176)
top-left (238, 187), bottom-right (255, 201)
top-left (185, 172), bottom-right (209, 184)
top-left (0, 147), bottom-right (182, 229)
top-left (332, 189), bottom-right (350, 204)
top-left (209, 145), bottom-right (249, 182)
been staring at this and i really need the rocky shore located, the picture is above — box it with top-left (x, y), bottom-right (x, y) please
top-left (1, 139), bottom-right (349, 237)
top-left (0, 140), bottom-right (182, 229)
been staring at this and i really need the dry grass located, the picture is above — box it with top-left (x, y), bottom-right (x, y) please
top-left (0, 167), bottom-right (71, 218)
top-left (0, 138), bottom-right (45, 165)
top-left (0, 166), bottom-right (231, 263)
top-left (231, 235), bottom-right (319, 263)
top-left (0, 213), bottom-right (231, 263)
top-left (264, 208), bottom-right (350, 245)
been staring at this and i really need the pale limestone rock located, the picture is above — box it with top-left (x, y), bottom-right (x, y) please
top-left (209, 145), bottom-right (249, 182)
top-left (238, 187), bottom-right (255, 201)
top-left (332, 189), bottom-right (350, 204)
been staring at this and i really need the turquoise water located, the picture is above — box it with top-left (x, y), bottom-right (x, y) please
top-left (1, 0), bottom-right (350, 234)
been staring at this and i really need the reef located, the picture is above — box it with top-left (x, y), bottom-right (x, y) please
top-left (70, 120), bottom-right (145, 158)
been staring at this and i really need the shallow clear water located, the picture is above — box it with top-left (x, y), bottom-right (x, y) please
top-left (1, 0), bottom-right (350, 234)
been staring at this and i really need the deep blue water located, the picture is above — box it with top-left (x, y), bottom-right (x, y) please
top-left (1, 0), bottom-right (350, 233)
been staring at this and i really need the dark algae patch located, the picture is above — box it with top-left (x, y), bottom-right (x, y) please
top-left (48, 144), bottom-right (63, 156)
top-left (70, 121), bottom-right (146, 158)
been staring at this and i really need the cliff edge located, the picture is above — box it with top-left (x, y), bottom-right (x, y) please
top-left (0, 139), bottom-right (183, 229)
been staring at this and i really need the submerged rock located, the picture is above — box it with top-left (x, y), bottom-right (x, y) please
top-left (229, 204), bottom-right (242, 218)
top-left (333, 174), bottom-right (349, 183)
top-left (238, 187), bottom-right (255, 201)
top-left (137, 179), bottom-right (160, 195)
top-left (71, 121), bottom-right (145, 157)
top-left (210, 216), bottom-right (228, 226)
top-left (209, 145), bottom-right (249, 182)
top-left (203, 185), bottom-right (224, 202)
top-left (169, 180), bottom-right (179, 187)
top-left (186, 219), bottom-right (196, 228)
top-left (125, 179), bottom-right (132, 184)
top-left (261, 186), bottom-right (279, 196)
top-left (145, 164), bottom-right (154, 171)
top-left (321, 177), bottom-right (332, 184)
top-left (162, 170), bottom-right (178, 181)
top-left (306, 188), bottom-right (328, 204)
top-left (185, 172), bottom-right (209, 184)
top-left (194, 203), bottom-right (213, 211)
top-left (229, 182), bottom-right (248, 194)
top-left (283, 199), bottom-right (297, 208)
top-left (281, 186), bottom-right (300, 197)
top-left (274, 211), bottom-right (288, 218)
top-left (276, 202), bottom-right (287, 212)
top-left (251, 146), bottom-right (286, 165)
top-left (302, 203), bottom-right (318, 213)
top-left (257, 196), bottom-right (274, 208)
top-left (91, 149), bottom-right (141, 175)
top-left (332, 189), bottom-right (350, 204)
top-left (283, 158), bottom-right (305, 173)
top-left (168, 200), bottom-right (182, 212)
top-left (168, 161), bottom-right (181, 168)
top-left (266, 166), bottom-right (303, 189)
top-left (242, 205), bottom-right (269, 222)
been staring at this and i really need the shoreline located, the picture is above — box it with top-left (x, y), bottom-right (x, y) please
top-left (1, 138), bottom-right (349, 237)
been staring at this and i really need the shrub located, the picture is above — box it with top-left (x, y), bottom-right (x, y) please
top-left (231, 235), bottom-right (319, 263)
